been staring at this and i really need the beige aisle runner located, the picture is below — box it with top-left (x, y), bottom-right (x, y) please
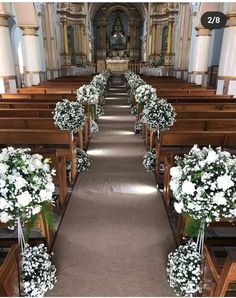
top-left (49, 75), bottom-right (176, 297)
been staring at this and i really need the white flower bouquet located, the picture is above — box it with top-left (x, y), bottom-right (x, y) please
top-left (53, 99), bottom-right (86, 133)
top-left (129, 78), bottom-right (146, 95)
top-left (91, 74), bottom-right (107, 96)
top-left (0, 147), bottom-right (55, 228)
top-left (170, 145), bottom-right (236, 222)
top-left (135, 84), bottom-right (157, 106)
top-left (76, 147), bottom-right (91, 173)
top-left (96, 105), bottom-right (105, 118)
top-left (21, 243), bottom-right (57, 297)
top-left (91, 120), bottom-right (99, 134)
top-left (141, 98), bottom-right (176, 133)
top-left (130, 105), bottom-right (138, 116)
top-left (166, 240), bottom-right (201, 296)
top-left (76, 84), bottom-right (99, 104)
top-left (134, 121), bottom-right (142, 134)
top-left (143, 149), bottom-right (156, 172)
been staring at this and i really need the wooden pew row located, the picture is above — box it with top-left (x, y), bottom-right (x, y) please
top-left (17, 88), bottom-right (75, 95)
top-left (154, 88), bottom-right (216, 96)
top-left (0, 117), bottom-right (85, 150)
top-left (4, 101), bottom-right (236, 112)
top-left (145, 119), bottom-right (236, 149)
top-left (0, 94), bottom-right (76, 100)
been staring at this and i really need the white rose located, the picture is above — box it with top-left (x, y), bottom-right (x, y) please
top-left (0, 179), bottom-right (6, 188)
top-left (45, 182), bottom-right (55, 192)
top-left (191, 144), bottom-right (200, 152)
top-left (230, 209), bottom-right (236, 217)
top-left (39, 189), bottom-right (52, 202)
top-left (174, 201), bottom-right (184, 213)
top-left (217, 174), bottom-right (234, 191)
top-left (170, 166), bottom-right (182, 178)
top-left (32, 205), bottom-right (42, 215)
top-left (33, 159), bottom-right (43, 169)
top-left (0, 211), bottom-right (11, 223)
top-left (17, 191), bottom-right (32, 207)
top-left (169, 180), bottom-right (179, 192)
top-left (0, 197), bottom-right (8, 210)
top-left (212, 192), bottom-right (227, 205)
top-left (0, 163), bottom-right (9, 175)
top-left (15, 177), bottom-right (27, 190)
top-left (206, 150), bottom-right (218, 164)
top-left (182, 181), bottom-right (196, 195)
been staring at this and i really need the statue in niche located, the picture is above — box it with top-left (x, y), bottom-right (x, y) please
top-left (110, 15), bottom-right (127, 53)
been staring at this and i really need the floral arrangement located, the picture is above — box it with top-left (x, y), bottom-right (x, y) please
top-left (53, 99), bottom-right (86, 133)
top-left (166, 240), bottom-right (201, 296)
top-left (143, 149), bottom-right (156, 172)
top-left (21, 243), bottom-right (57, 297)
top-left (91, 74), bottom-right (107, 96)
top-left (91, 120), bottom-right (99, 134)
top-left (129, 78), bottom-right (146, 95)
top-left (130, 105), bottom-right (138, 116)
top-left (0, 147), bottom-right (55, 228)
top-left (76, 147), bottom-right (91, 173)
top-left (96, 104), bottom-right (105, 118)
top-left (141, 98), bottom-right (176, 133)
top-left (76, 84), bottom-right (99, 105)
top-left (125, 72), bottom-right (146, 95)
top-left (135, 84), bottom-right (157, 106)
top-left (134, 121), bottom-right (142, 134)
top-left (170, 145), bottom-right (236, 222)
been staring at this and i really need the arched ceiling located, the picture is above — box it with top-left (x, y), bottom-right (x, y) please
top-left (88, 3), bottom-right (147, 22)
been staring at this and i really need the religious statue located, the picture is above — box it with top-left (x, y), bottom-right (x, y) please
top-left (110, 15), bottom-right (127, 52)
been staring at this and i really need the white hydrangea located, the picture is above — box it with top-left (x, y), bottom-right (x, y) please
top-left (143, 149), bottom-right (156, 172)
top-left (135, 84), bottom-right (157, 106)
top-left (76, 84), bottom-right (99, 104)
top-left (21, 243), bottom-right (57, 297)
top-left (167, 240), bottom-right (201, 296)
top-left (53, 99), bottom-right (86, 133)
top-left (141, 98), bottom-right (176, 133)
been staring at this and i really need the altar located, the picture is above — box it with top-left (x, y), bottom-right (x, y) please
top-left (106, 59), bottom-right (129, 73)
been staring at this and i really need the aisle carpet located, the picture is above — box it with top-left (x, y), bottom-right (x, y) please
top-left (49, 75), bottom-right (176, 296)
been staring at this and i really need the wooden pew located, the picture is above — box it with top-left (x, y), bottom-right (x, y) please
top-left (203, 245), bottom-right (236, 296)
top-left (0, 244), bottom-right (20, 297)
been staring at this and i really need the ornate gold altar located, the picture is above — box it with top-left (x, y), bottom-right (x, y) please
top-left (106, 59), bottom-right (129, 73)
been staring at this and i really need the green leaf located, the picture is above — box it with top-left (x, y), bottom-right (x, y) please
top-left (24, 214), bottom-right (39, 242)
top-left (41, 202), bottom-right (55, 229)
top-left (183, 216), bottom-right (202, 237)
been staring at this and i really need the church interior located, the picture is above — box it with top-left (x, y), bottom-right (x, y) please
top-left (1, 1), bottom-right (236, 297)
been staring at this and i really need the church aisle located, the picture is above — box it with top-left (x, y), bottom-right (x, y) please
top-left (49, 75), bottom-right (176, 297)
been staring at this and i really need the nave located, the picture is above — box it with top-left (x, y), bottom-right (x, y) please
top-left (49, 76), bottom-right (175, 296)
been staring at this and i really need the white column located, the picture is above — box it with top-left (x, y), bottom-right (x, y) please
top-left (0, 13), bottom-right (17, 93)
top-left (216, 14), bottom-right (236, 97)
top-left (191, 28), bottom-right (211, 87)
top-left (20, 26), bottom-right (41, 86)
